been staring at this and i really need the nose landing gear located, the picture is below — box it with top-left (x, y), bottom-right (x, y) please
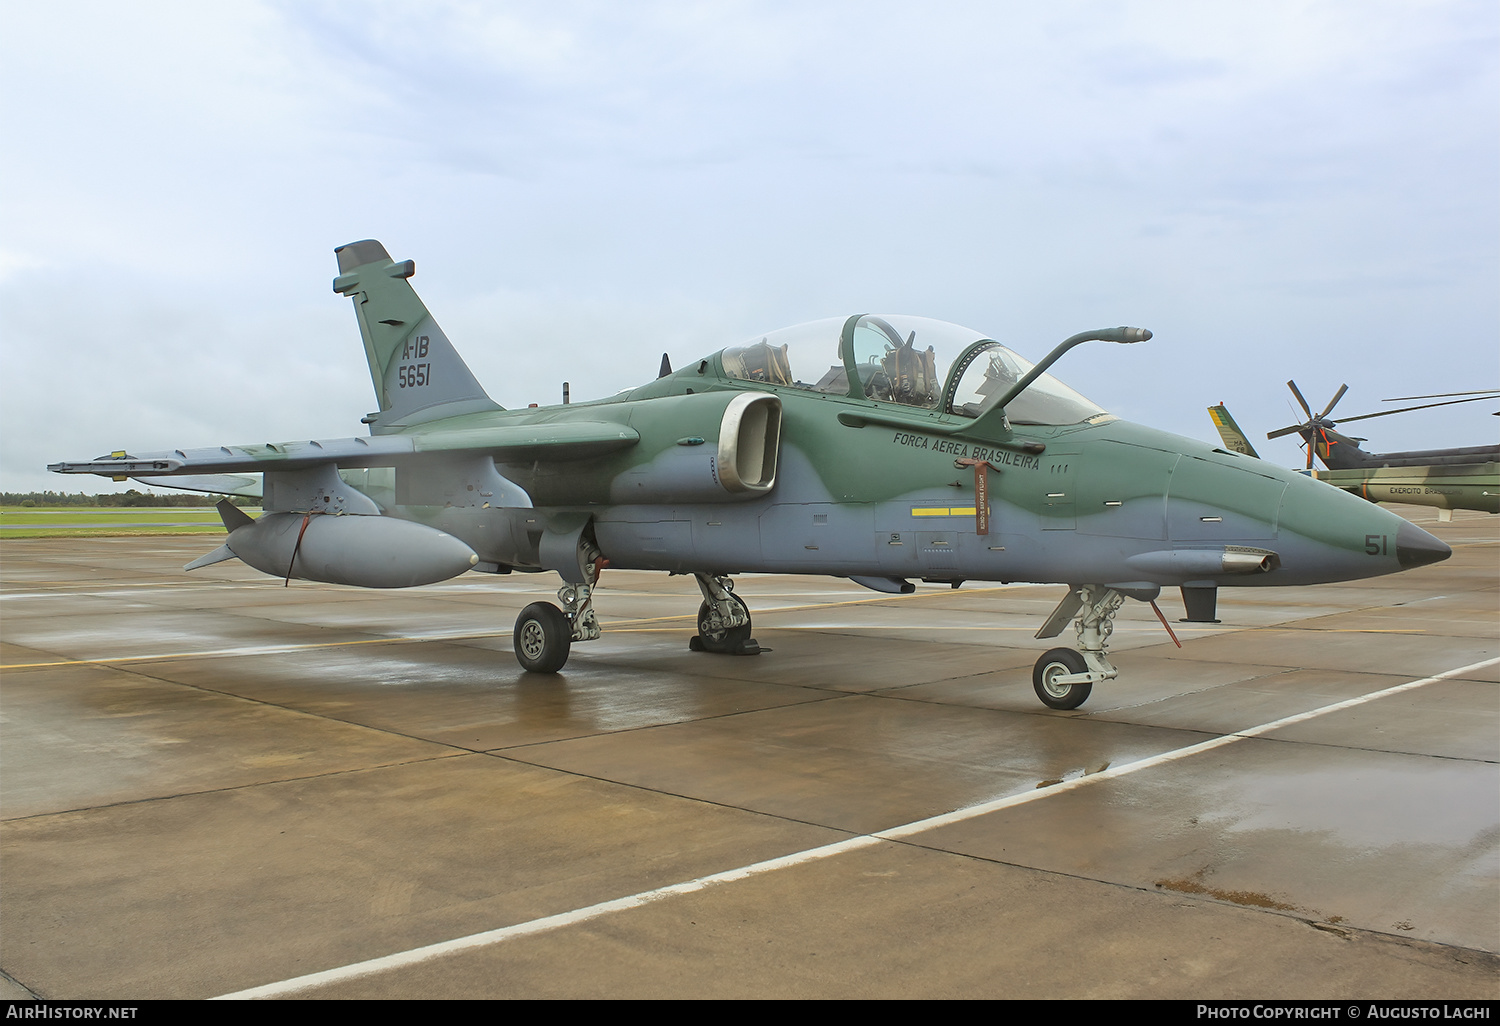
top-left (1031, 584), bottom-right (1126, 710)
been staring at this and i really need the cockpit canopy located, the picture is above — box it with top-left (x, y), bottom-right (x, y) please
top-left (719, 314), bottom-right (1106, 426)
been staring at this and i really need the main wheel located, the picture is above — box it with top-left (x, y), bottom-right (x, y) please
top-left (1032, 647), bottom-right (1092, 710)
top-left (514, 602), bottom-right (571, 673)
top-left (696, 596), bottom-right (752, 654)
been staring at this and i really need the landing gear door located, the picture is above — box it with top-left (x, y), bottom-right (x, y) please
top-left (539, 513), bottom-right (601, 585)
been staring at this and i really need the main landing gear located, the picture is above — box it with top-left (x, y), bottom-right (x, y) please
top-left (512, 565), bottom-right (763, 672)
top-left (689, 573), bottom-right (761, 655)
top-left (1031, 584), bottom-right (1126, 710)
top-left (512, 561), bottom-right (603, 674)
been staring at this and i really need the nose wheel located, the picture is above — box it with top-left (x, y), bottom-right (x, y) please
top-left (1032, 648), bottom-right (1092, 710)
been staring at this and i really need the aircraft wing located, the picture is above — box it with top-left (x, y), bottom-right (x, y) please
top-left (48, 421), bottom-right (641, 479)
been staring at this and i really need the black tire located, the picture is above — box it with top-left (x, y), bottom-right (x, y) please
top-left (696, 596), bottom-right (752, 654)
top-left (514, 602), bottom-right (571, 673)
top-left (1032, 647), bottom-right (1091, 710)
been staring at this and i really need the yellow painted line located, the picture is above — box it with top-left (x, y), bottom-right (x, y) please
top-left (0, 586), bottom-right (1027, 670)
top-left (607, 625), bottom-right (1191, 635)
top-left (601, 585), bottom-right (1016, 629)
top-left (609, 625), bottom-right (1427, 636)
top-left (1255, 627), bottom-right (1431, 634)
top-left (0, 633), bottom-right (515, 670)
top-left (1, 614), bottom-right (1427, 670)
top-left (910, 507), bottom-right (977, 517)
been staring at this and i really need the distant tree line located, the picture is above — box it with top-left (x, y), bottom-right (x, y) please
top-left (3, 490), bottom-right (256, 508)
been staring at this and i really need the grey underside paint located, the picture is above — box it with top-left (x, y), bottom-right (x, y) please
top-left (395, 446), bottom-right (1395, 587)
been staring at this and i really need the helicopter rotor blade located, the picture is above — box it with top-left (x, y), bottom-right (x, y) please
top-left (1383, 390), bottom-right (1500, 401)
top-left (1330, 394), bottom-right (1500, 425)
top-left (1286, 380), bottom-right (1313, 420)
top-left (1267, 424), bottom-right (1306, 440)
top-left (1317, 384), bottom-right (1349, 420)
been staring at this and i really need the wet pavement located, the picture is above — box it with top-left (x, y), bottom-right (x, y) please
top-left (1, 506), bottom-right (1495, 999)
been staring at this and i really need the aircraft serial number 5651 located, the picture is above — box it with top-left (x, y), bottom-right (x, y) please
top-left (398, 363), bottom-right (431, 388)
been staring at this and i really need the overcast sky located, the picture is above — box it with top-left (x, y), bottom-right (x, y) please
top-left (2, 0), bottom-right (1495, 493)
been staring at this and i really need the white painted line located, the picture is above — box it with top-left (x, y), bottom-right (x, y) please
top-left (882, 653), bottom-right (1499, 837)
top-left (213, 836), bottom-right (883, 1000)
top-left (211, 654), bottom-right (1499, 1000)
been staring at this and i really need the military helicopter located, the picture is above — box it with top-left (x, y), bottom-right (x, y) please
top-left (1208, 383), bottom-right (1499, 519)
top-left (50, 241), bottom-right (1452, 711)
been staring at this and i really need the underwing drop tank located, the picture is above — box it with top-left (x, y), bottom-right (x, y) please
top-left (207, 510), bottom-right (478, 588)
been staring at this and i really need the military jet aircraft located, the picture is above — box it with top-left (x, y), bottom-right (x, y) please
top-left (50, 240), bottom-right (1453, 710)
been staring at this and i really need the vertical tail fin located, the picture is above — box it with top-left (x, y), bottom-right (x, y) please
top-left (1207, 404), bottom-right (1261, 459)
top-left (332, 240), bottom-right (502, 433)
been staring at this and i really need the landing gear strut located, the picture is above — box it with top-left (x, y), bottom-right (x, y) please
top-left (689, 574), bottom-right (760, 655)
top-left (512, 551), bottom-right (604, 674)
top-left (1031, 584), bottom-right (1124, 710)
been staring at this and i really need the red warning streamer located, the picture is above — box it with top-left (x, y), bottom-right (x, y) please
top-left (1149, 600), bottom-right (1182, 648)
top-left (954, 458), bottom-right (995, 536)
top-left (285, 513), bottom-right (314, 587)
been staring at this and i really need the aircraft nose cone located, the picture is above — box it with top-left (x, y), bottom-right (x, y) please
top-left (1396, 520), bottom-right (1451, 569)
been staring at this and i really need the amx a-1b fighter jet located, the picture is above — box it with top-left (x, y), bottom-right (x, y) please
top-left (51, 240), bottom-right (1451, 709)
